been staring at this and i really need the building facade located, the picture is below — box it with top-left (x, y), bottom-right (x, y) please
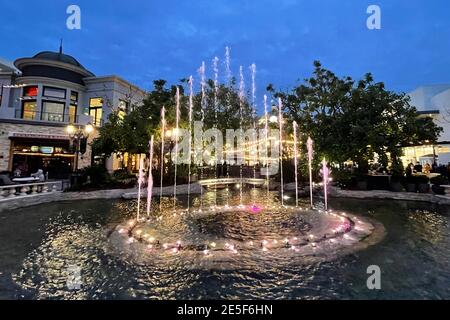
top-left (0, 49), bottom-right (146, 178)
top-left (405, 85), bottom-right (450, 166)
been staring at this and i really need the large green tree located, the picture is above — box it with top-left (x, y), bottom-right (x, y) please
top-left (272, 61), bottom-right (442, 174)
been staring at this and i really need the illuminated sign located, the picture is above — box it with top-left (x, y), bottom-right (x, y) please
top-left (39, 147), bottom-right (54, 154)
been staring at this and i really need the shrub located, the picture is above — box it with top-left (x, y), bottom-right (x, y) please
top-left (430, 175), bottom-right (448, 186)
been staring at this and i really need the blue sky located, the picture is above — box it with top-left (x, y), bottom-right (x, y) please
top-left (2, 0), bottom-right (450, 109)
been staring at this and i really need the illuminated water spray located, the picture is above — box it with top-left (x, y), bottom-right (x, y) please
top-left (250, 63), bottom-right (257, 196)
top-left (187, 76), bottom-right (194, 211)
top-left (293, 121), bottom-right (299, 207)
top-left (264, 95), bottom-right (269, 196)
top-left (173, 87), bottom-right (181, 208)
top-left (307, 137), bottom-right (313, 208)
top-left (278, 98), bottom-right (284, 206)
top-left (199, 61), bottom-right (206, 210)
top-left (321, 159), bottom-right (330, 211)
top-left (239, 65), bottom-right (245, 206)
top-left (137, 156), bottom-right (144, 221)
top-left (224, 47), bottom-right (232, 207)
top-left (146, 135), bottom-right (154, 217)
top-left (159, 106), bottom-right (166, 211)
top-left (213, 56), bottom-right (219, 207)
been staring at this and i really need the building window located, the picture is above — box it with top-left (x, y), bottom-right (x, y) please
top-left (42, 101), bottom-right (65, 122)
top-left (70, 91), bottom-right (78, 104)
top-left (22, 101), bottom-right (38, 120)
top-left (69, 105), bottom-right (77, 123)
top-left (23, 86), bottom-right (38, 98)
top-left (89, 98), bottom-right (103, 126)
top-left (118, 99), bottom-right (129, 119)
top-left (43, 86), bottom-right (66, 99)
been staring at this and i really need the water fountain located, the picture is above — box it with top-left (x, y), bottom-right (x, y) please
top-left (199, 61), bottom-right (206, 211)
top-left (250, 63), bottom-right (257, 196)
top-left (213, 57), bottom-right (219, 207)
top-left (136, 157), bottom-right (144, 221)
top-left (293, 121), bottom-right (299, 207)
top-left (147, 135), bottom-right (154, 217)
top-left (159, 106), bottom-right (166, 211)
top-left (321, 159), bottom-right (330, 211)
top-left (264, 94), bottom-right (270, 196)
top-left (187, 76), bottom-right (194, 211)
top-left (108, 47), bottom-right (383, 269)
top-left (278, 98), bottom-right (284, 206)
top-left (238, 65), bottom-right (245, 207)
top-left (173, 87), bottom-right (181, 208)
top-left (307, 137), bottom-right (314, 208)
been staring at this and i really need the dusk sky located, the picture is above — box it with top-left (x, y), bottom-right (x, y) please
top-left (2, 0), bottom-right (450, 111)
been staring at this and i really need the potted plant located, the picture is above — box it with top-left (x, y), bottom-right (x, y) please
top-left (416, 175), bottom-right (430, 193)
top-left (356, 175), bottom-right (368, 190)
top-left (390, 160), bottom-right (404, 192)
top-left (430, 175), bottom-right (448, 195)
top-left (405, 175), bottom-right (417, 193)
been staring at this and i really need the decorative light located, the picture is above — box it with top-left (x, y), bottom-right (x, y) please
top-left (66, 124), bottom-right (75, 135)
top-left (85, 123), bottom-right (94, 134)
top-left (210, 242), bottom-right (217, 248)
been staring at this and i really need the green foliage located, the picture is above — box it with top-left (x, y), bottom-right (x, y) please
top-left (273, 61), bottom-right (443, 174)
top-left (430, 175), bottom-right (448, 185)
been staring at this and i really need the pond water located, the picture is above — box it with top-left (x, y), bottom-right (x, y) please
top-left (0, 189), bottom-right (448, 299)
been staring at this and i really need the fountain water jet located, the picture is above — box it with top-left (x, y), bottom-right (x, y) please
top-left (159, 106), bottom-right (166, 211)
top-left (239, 66), bottom-right (245, 206)
top-left (213, 57), bottom-right (219, 207)
top-left (187, 76), bottom-right (194, 211)
top-left (278, 98), bottom-right (284, 206)
top-left (264, 95), bottom-right (269, 196)
top-left (321, 159), bottom-right (330, 211)
top-left (147, 135), bottom-right (154, 217)
top-left (199, 62), bottom-right (206, 210)
top-left (137, 157), bottom-right (144, 221)
top-left (293, 121), bottom-right (299, 207)
top-left (250, 63), bottom-right (257, 198)
top-left (307, 137), bottom-right (314, 208)
top-left (224, 47), bottom-right (232, 207)
top-left (173, 87), bottom-right (181, 208)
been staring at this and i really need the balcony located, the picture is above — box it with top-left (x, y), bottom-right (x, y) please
top-left (15, 109), bottom-right (78, 124)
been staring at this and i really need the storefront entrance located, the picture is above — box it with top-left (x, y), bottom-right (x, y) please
top-left (9, 137), bottom-right (74, 179)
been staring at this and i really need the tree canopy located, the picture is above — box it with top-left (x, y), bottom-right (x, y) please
top-left (271, 61), bottom-right (442, 173)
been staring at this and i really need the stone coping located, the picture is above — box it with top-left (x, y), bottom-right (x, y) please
top-left (327, 186), bottom-right (450, 205)
top-left (1, 183), bottom-right (450, 213)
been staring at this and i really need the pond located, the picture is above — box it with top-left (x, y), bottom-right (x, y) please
top-left (0, 189), bottom-right (448, 299)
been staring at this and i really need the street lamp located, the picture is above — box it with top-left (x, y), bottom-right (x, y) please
top-left (66, 123), bottom-right (94, 172)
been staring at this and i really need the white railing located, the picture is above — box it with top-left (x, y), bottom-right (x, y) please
top-left (0, 181), bottom-right (62, 199)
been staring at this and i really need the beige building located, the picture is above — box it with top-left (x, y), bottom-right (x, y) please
top-left (405, 85), bottom-right (450, 167)
top-left (0, 48), bottom-right (146, 178)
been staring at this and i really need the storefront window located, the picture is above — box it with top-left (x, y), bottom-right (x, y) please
top-left (42, 101), bottom-right (65, 122)
top-left (22, 101), bottom-right (38, 120)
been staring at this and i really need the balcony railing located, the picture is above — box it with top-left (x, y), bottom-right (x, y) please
top-left (15, 110), bottom-right (78, 124)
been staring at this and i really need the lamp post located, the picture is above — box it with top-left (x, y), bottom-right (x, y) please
top-left (66, 123), bottom-right (94, 172)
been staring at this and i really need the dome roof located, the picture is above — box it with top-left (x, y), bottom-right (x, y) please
top-left (32, 51), bottom-right (86, 69)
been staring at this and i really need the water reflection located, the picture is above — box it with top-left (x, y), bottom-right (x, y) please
top-left (0, 190), bottom-right (448, 299)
